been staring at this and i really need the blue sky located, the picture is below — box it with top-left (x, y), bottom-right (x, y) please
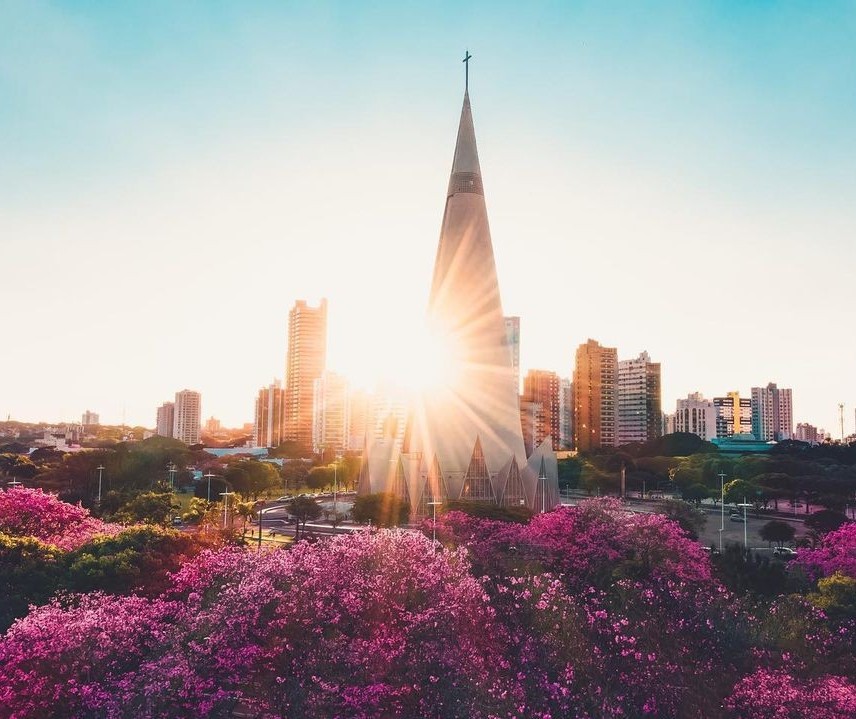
top-left (1, 1), bottom-right (854, 432)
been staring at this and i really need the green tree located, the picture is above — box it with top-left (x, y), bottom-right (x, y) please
top-left (280, 461), bottom-right (310, 491)
top-left (658, 500), bottom-right (707, 540)
top-left (681, 483), bottom-right (710, 506)
top-left (225, 460), bottom-right (279, 500)
top-left (233, 499), bottom-right (257, 533)
top-left (759, 520), bottom-right (796, 547)
top-left (114, 492), bottom-right (177, 526)
top-left (269, 441), bottom-right (311, 459)
top-left (351, 492), bottom-right (410, 527)
top-left (0, 533), bottom-right (63, 632)
top-left (307, 466), bottom-right (334, 491)
top-left (804, 509), bottom-right (848, 535)
top-left (182, 498), bottom-right (215, 525)
top-left (723, 479), bottom-right (758, 508)
top-left (443, 500), bottom-right (533, 524)
top-left (288, 496), bottom-right (323, 537)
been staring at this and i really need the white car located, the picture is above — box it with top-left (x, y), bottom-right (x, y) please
top-left (772, 547), bottom-right (797, 558)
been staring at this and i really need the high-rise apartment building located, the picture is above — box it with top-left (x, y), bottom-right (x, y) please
top-left (347, 389), bottom-right (370, 451)
top-left (521, 369), bottom-right (560, 452)
top-left (81, 410), bottom-right (99, 426)
top-left (714, 392), bottom-right (752, 438)
top-left (573, 339), bottom-right (618, 451)
top-left (156, 402), bottom-right (175, 438)
top-left (173, 390), bottom-right (201, 445)
top-left (558, 378), bottom-right (573, 450)
top-left (520, 399), bottom-right (545, 457)
top-left (312, 371), bottom-right (350, 454)
top-left (369, 384), bottom-right (409, 449)
top-left (617, 351), bottom-right (662, 446)
top-left (204, 417), bottom-right (221, 433)
top-left (504, 316), bottom-right (521, 395)
top-left (284, 299), bottom-right (328, 451)
top-left (751, 383), bottom-right (793, 441)
top-left (795, 422), bottom-right (822, 444)
top-left (254, 381), bottom-right (286, 448)
top-left (673, 392), bottom-right (717, 441)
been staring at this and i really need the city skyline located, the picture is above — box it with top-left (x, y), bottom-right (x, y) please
top-left (1, 3), bottom-right (854, 431)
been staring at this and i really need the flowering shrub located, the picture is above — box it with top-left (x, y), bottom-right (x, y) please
top-left (795, 521), bottom-right (856, 580)
top-left (0, 487), bottom-right (122, 550)
top-left (725, 669), bottom-right (856, 718)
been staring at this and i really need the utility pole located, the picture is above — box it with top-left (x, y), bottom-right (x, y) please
top-left (840, 404), bottom-right (845, 443)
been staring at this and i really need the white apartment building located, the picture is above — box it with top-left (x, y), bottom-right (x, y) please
top-left (751, 383), bottom-right (793, 442)
top-left (173, 390), bottom-right (201, 445)
top-left (673, 392), bottom-right (717, 441)
top-left (312, 371), bottom-right (350, 454)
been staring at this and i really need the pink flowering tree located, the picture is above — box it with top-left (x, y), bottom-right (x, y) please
top-left (794, 521), bottom-right (856, 581)
top-left (0, 487), bottom-right (122, 550)
top-left (0, 530), bottom-right (507, 719)
top-left (725, 669), bottom-right (856, 719)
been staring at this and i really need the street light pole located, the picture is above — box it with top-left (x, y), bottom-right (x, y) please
top-left (427, 501), bottom-right (443, 547)
top-left (718, 471), bottom-right (726, 553)
top-left (220, 490), bottom-right (235, 529)
top-left (96, 465), bottom-right (105, 504)
top-left (7, 478), bottom-right (22, 489)
top-left (167, 463), bottom-right (177, 491)
top-left (738, 498), bottom-right (753, 550)
top-left (204, 472), bottom-right (216, 503)
top-left (333, 455), bottom-right (341, 515)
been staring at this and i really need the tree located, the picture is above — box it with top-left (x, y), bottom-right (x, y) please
top-left (232, 499), bottom-right (257, 534)
top-left (723, 478), bottom-right (758, 507)
top-left (269, 440), bottom-right (311, 459)
top-left (288, 496), bottom-right (322, 537)
top-left (280, 461), bottom-right (310, 490)
top-left (804, 509), bottom-right (848, 535)
top-left (307, 466), bottom-right (334, 491)
top-left (351, 492), bottom-right (410, 527)
top-left (681, 483), bottom-right (710, 506)
top-left (114, 492), bottom-right (176, 526)
top-left (759, 520), bottom-right (796, 547)
top-left (658, 499), bottom-right (707, 540)
top-left (224, 460), bottom-right (279, 500)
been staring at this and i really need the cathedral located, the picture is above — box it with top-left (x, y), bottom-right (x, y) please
top-left (358, 70), bottom-right (560, 516)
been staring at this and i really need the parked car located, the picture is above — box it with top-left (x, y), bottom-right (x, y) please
top-left (729, 513), bottom-right (745, 522)
top-left (772, 547), bottom-right (797, 558)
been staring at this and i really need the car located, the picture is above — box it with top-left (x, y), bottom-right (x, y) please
top-left (729, 513), bottom-right (745, 522)
top-left (701, 546), bottom-right (720, 555)
top-left (772, 547), bottom-right (797, 558)
top-left (171, 516), bottom-right (184, 526)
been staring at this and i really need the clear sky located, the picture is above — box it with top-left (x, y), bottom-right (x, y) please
top-left (1, 1), bottom-right (854, 433)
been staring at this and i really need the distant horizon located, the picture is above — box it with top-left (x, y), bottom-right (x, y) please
top-left (2, 2), bottom-right (854, 432)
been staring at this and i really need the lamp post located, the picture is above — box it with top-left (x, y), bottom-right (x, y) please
top-left (204, 472), bottom-right (217, 503)
top-left (220, 490), bottom-right (235, 529)
top-left (539, 467), bottom-right (547, 514)
top-left (718, 472), bottom-right (726, 553)
top-left (333, 454), bottom-right (341, 515)
top-left (738, 498), bottom-right (753, 549)
top-left (427, 501), bottom-right (443, 547)
top-left (96, 465), bottom-right (105, 504)
top-left (7, 478), bottom-right (22, 489)
top-left (167, 463), bottom-right (177, 491)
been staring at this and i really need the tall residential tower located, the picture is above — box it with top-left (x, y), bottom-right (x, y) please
top-left (284, 299), bottom-right (327, 451)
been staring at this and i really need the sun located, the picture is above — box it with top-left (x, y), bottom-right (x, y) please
top-left (367, 320), bottom-right (462, 396)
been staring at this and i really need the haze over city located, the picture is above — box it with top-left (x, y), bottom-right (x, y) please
top-left (1, 2), bottom-right (854, 431)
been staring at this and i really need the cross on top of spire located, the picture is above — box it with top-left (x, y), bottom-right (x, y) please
top-left (463, 50), bottom-right (472, 92)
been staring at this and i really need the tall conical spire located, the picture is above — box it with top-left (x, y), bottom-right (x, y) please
top-left (448, 92), bottom-right (482, 195)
